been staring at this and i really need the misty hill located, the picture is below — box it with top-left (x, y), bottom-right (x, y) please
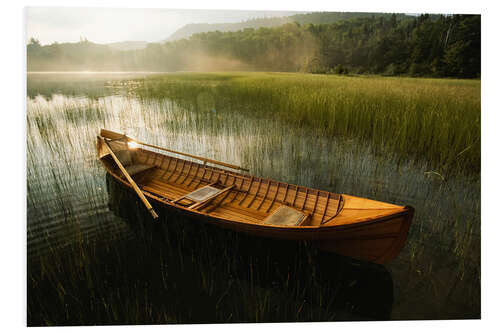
top-left (107, 41), bottom-right (148, 51)
top-left (27, 39), bottom-right (124, 71)
top-left (27, 14), bottom-right (480, 78)
top-left (166, 11), bottom-right (414, 41)
top-left (167, 17), bottom-right (293, 41)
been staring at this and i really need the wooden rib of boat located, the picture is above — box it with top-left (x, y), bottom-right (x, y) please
top-left (97, 129), bottom-right (414, 264)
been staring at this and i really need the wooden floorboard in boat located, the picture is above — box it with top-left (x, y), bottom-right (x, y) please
top-left (208, 210), bottom-right (262, 224)
top-left (151, 167), bottom-right (339, 217)
top-left (223, 203), bottom-right (269, 220)
top-left (135, 161), bottom-right (341, 224)
top-left (137, 151), bottom-right (340, 205)
top-left (147, 180), bottom-right (190, 197)
top-left (141, 185), bottom-right (176, 201)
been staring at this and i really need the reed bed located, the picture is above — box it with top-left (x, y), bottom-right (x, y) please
top-left (133, 72), bottom-right (480, 177)
top-left (27, 72), bottom-right (480, 325)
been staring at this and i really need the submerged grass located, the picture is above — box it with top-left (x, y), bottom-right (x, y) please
top-left (133, 72), bottom-right (480, 176)
top-left (26, 72), bottom-right (480, 324)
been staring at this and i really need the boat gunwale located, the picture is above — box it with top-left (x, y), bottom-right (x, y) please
top-left (101, 157), bottom-right (412, 233)
top-left (98, 133), bottom-right (414, 263)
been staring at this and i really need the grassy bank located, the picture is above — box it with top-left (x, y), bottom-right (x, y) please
top-left (132, 72), bottom-right (480, 177)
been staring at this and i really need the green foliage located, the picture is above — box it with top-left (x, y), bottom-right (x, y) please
top-left (27, 73), bottom-right (480, 323)
top-left (132, 72), bottom-right (480, 176)
top-left (27, 14), bottom-right (480, 78)
top-left (166, 11), bottom-right (408, 41)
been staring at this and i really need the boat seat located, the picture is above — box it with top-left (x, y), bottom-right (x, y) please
top-left (171, 184), bottom-right (236, 210)
top-left (262, 205), bottom-right (308, 226)
top-left (185, 186), bottom-right (222, 202)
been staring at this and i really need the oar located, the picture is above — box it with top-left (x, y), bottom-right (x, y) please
top-left (102, 137), bottom-right (159, 219)
top-left (100, 129), bottom-right (249, 172)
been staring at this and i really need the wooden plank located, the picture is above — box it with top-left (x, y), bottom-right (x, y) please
top-left (228, 177), bottom-right (244, 204)
top-left (238, 176), bottom-right (255, 205)
top-left (282, 183), bottom-right (290, 204)
top-left (144, 148), bottom-right (152, 165)
top-left (205, 169), bottom-right (216, 184)
top-left (147, 179), bottom-right (187, 197)
top-left (160, 156), bottom-right (173, 178)
top-left (141, 185), bottom-right (175, 201)
top-left (189, 166), bottom-right (207, 187)
top-left (220, 171), bottom-right (231, 186)
top-left (312, 190), bottom-right (320, 214)
top-left (216, 175), bottom-right (237, 207)
top-left (189, 185), bottom-right (236, 210)
top-left (207, 168), bottom-right (249, 181)
top-left (209, 209), bottom-right (262, 224)
top-left (227, 174), bottom-right (236, 188)
top-left (109, 137), bottom-right (343, 220)
top-left (171, 159), bottom-right (186, 183)
top-left (291, 185), bottom-right (299, 207)
top-left (256, 180), bottom-right (271, 211)
top-left (171, 182), bottom-right (218, 204)
top-left (321, 196), bottom-right (343, 224)
top-left (320, 192), bottom-right (331, 224)
top-left (160, 153), bottom-right (169, 169)
top-left (301, 188), bottom-right (309, 210)
top-left (102, 137), bottom-right (158, 219)
top-left (150, 174), bottom-right (205, 194)
top-left (144, 179), bottom-right (268, 222)
top-left (179, 161), bottom-right (194, 184)
top-left (246, 178), bottom-right (263, 208)
top-left (214, 169), bottom-right (222, 184)
top-left (156, 153), bottom-right (166, 169)
top-left (265, 182), bottom-right (281, 213)
top-left (210, 200), bottom-right (269, 221)
top-left (166, 158), bottom-right (179, 180)
top-left (203, 187), bottom-right (233, 213)
top-left (184, 163), bottom-right (200, 186)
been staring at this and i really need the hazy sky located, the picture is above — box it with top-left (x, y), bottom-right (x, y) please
top-left (26, 7), bottom-right (302, 45)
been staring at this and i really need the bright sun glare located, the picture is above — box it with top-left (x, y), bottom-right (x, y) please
top-left (128, 141), bottom-right (139, 149)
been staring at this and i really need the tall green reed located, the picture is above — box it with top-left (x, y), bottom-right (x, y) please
top-left (133, 72), bottom-right (480, 176)
top-left (27, 73), bottom-right (480, 323)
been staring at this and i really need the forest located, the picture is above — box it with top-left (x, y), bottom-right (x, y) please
top-left (27, 14), bottom-right (480, 78)
top-left (165, 12), bottom-right (410, 41)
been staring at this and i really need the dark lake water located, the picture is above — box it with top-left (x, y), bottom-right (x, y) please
top-left (27, 73), bottom-right (480, 324)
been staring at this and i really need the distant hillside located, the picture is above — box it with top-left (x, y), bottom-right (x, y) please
top-left (166, 16), bottom-right (294, 41)
top-left (27, 40), bottom-right (123, 71)
top-left (166, 11), bottom-right (414, 41)
top-left (107, 41), bottom-right (148, 51)
top-left (27, 14), bottom-right (479, 78)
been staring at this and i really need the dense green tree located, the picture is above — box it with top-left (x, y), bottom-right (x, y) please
top-left (27, 14), bottom-right (480, 78)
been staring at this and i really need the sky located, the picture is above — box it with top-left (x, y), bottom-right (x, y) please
top-left (26, 7), bottom-right (303, 45)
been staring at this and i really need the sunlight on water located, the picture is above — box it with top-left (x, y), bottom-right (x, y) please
top-left (26, 74), bottom-right (480, 319)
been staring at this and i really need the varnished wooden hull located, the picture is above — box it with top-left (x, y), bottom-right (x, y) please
top-left (97, 131), bottom-right (414, 264)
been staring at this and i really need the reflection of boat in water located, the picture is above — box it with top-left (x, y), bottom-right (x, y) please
top-left (106, 172), bottom-right (395, 321)
top-left (97, 129), bottom-right (414, 264)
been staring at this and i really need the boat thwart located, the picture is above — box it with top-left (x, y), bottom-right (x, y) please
top-left (97, 129), bottom-right (414, 264)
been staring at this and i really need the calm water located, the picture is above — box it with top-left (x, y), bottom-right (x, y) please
top-left (27, 73), bottom-right (480, 322)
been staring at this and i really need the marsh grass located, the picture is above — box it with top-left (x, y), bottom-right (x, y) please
top-left (133, 72), bottom-right (480, 176)
top-left (27, 72), bottom-right (480, 324)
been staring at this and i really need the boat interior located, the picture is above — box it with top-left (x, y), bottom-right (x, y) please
top-left (101, 139), bottom-right (344, 227)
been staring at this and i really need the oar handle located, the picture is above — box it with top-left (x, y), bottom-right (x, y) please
top-left (148, 207), bottom-right (159, 219)
top-left (101, 136), bottom-right (159, 220)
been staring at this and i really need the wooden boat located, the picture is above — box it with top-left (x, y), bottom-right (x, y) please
top-left (97, 129), bottom-right (414, 264)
